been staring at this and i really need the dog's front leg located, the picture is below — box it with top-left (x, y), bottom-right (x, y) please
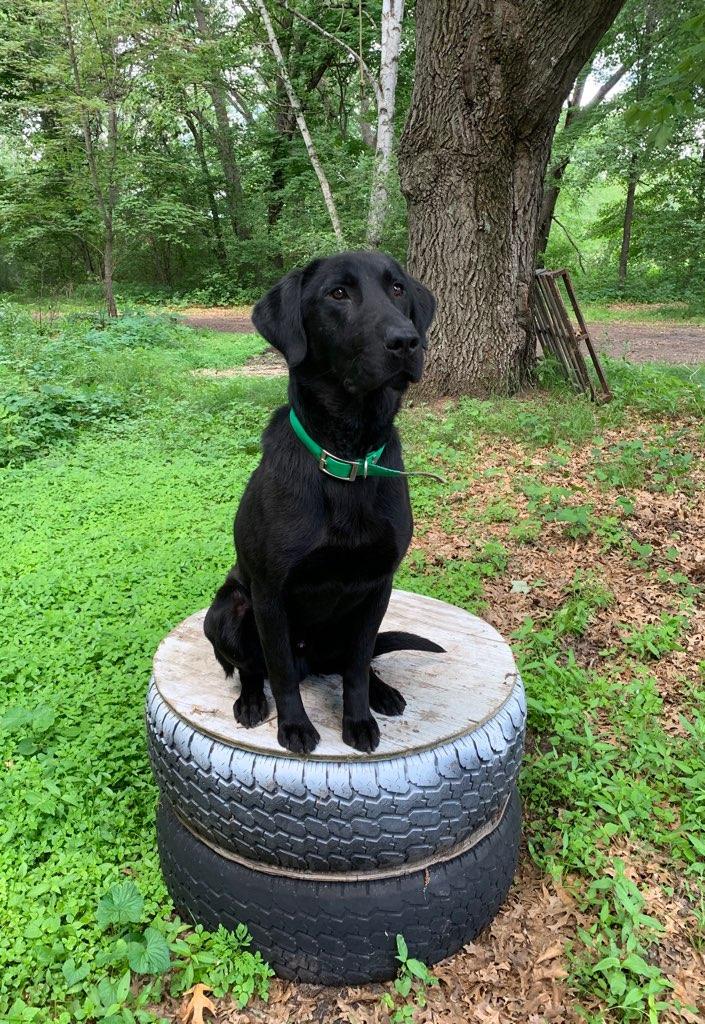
top-left (250, 586), bottom-right (320, 754)
top-left (341, 583), bottom-right (393, 753)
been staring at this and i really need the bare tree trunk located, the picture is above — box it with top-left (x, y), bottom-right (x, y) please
top-left (366, 0), bottom-right (404, 248)
top-left (537, 62), bottom-right (627, 260)
top-left (399, 0), bottom-right (625, 397)
top-left (193, 0), bottom-right (249, 241)
top-left (616, 6), bottom-right (656, 290)
top-left (184, 108), bottom-right (229, 271)
top-left (359, 87), bottom-right (377, 150)
top-left (618, 162), bottom-right (638, 286)
top-left (251, 0), bottom-right (344, 243)
top-left (268, 46), bottom-right (335, 270)
top-left (62, 0), bottom-right (119, 318)
top-left (103, 224), bottom-right (117, 317)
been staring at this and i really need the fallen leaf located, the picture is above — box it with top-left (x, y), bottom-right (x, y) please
top-left (180, 983), bottom-right (216, 1024)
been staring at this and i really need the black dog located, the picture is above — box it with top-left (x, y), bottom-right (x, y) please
top-left (204, 250), bottom-right (441, 754)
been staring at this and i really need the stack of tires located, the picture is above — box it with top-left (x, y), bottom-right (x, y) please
top-left (146, 594), bottom-right (526, 985)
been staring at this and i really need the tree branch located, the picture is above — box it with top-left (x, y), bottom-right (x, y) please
top-left (273, 0), bottom-right (382, 106)
top-left (552, 216), bottom-right (586, 272)
top-left (247, 0), bottom-right (345, 242)
top-left (583, 62), bottom-right (628, 112)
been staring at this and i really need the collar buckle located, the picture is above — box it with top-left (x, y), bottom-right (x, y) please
top-left (319, 450), bottom-right (359, 481)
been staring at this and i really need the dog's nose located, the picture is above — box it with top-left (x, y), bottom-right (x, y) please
top-left (384, 327), bottom-right (420, 355)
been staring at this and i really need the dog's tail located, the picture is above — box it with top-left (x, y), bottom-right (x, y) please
top-left (373, 631), bottom-right (445, 656)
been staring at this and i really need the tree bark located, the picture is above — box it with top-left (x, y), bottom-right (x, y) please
top-left (618, 161), bottom-right (638, 286)
top-left (102, 221), bottom-right (118, 318)
top-left (252, 0), bottom-right (344, 243)
top-left (617, 7), bottom-right (655, 289)
top-left (193, 0), bottom-right (249, 241)
top-left (62, 0), bottom-right (119, 317)
top-left (399, 0), bottom-right (626, 397)
top-left (183, 107), bottom-right (229, 271)
top-left (537, 62), bottom-right (628, 259)
top-left (366, 0), bottom-right (404, 248)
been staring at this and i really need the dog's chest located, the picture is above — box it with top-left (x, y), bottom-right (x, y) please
top-left (290, 509), bottom-right (407, 590)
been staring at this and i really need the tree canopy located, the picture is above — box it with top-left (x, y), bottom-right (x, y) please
top-left (0, 0), bottom-right (703, 325)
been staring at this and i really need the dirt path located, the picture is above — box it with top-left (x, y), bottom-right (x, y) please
top-left (180, 306), bottom-right (255, 334)
top-left (181, 306), bottom-right (705, 366)
top-left (587, 321), bottom-right (705, 365)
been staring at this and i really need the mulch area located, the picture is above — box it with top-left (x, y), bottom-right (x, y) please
top-left (180, 306), bottom-right (705, 368)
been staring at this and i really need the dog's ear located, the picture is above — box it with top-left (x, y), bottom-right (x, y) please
top-left (407, 273), bottom-right (436, 343)
top-left (252, 269), bottom-right (307, 367)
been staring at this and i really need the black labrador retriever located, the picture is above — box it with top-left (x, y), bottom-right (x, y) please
top-left (203, 250), bottom-right (441, 754)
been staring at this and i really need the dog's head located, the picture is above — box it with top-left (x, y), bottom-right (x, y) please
top-left (252, 251), bottom-right (436, 395)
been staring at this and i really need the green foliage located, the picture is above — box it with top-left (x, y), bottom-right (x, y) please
top-left (570, 863), bottom-right (672, 1022)
top-left (396, 540), bottom-right (508, 614)
top-left (620, 613), bottom-right (688, 660)
top-left (1, 309), bottom-right (703, 1023)
top-left (0, 316), bottom-right (273, 1022)
top-left (553, 570), bottom-right (614, 637)
top-left (380, 935), bottom-right (439, 1023)
top-left (591, 435), bottom-right (694, 492)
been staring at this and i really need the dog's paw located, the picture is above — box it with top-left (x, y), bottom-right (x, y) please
top-left (342, 714), bottom-right (380, 753)
top-left (278, 717), bottom-right (320, 755)
top-left (369, 676), bottom-right (406, 717)
top-left (234, 692), bottom-right (269, 728)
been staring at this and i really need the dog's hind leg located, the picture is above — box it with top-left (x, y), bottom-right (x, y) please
top-left (204, 569), bottom-right (269, 728)
top-left (369, 666), bottom-right (406, 717)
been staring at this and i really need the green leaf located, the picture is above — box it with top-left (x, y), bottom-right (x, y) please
top-left (62, 958), bottom-right (91, 987)
top-left (97, 881), bottom-right (144, 929)
top-left (31, 705), bottom-right (56, 733)
top-left (115, 969), bottom-right (132, 1004)
top-left (405, 958), bottom-right (432, 982)
top-left (395, 934), bottom-right (408, 962)
top-left (1, 707), bottom-right (33, 732)
top-left (127, 928), bottom-right (171, 975)
top-left (621, 953), bottom-right (658, 977)
top-left (395, 975), bottom-right (412, 998)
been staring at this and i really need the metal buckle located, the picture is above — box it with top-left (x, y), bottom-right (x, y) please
top-left (319, 450), bottom-right (358, 481)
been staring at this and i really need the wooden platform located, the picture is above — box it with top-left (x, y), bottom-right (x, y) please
top-left (152, 590), bottom-right (519, 761)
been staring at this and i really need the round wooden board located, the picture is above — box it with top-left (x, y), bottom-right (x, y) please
top-left (152, 589), bottom-right (519, 761)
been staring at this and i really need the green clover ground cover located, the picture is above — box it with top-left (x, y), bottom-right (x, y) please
top-left (1, 303), bottom-right (704, 1022)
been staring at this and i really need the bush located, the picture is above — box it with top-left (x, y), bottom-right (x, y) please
top-left (0, 385), bottom-right (122, 465)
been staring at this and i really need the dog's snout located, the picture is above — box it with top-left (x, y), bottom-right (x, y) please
top-left (384, 326), bottom-right (420, 356)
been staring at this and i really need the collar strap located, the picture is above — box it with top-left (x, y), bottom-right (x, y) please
top-left (289, 407), bottom-right (446, 483)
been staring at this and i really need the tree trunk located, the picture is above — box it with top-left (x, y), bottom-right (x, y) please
top-left (193, 0), bottom-right (249, 241)
top-left (62, 0), bottom-right (120, 318)
top-left (617, 7), bottom-right (655, 290)
top-left (103, 222), bottom-right (118, 318)
top-left (366, 0), bottom-right (404, 248)
top-left (618, 163), bottom-right (638, 286)
top-left (252, 0), bottom-right (344, 243)
top-left (536, 62), bottom-right (627, 260)
top-left (399, 0), bottom-right (626, 397)
top-left (184, 109), bottom-right (229, 271)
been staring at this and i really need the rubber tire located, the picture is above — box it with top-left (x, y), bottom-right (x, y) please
top-left (157, 789), bottom-right (521, 985)
top-left (146, 676), bottom-right (525, 872)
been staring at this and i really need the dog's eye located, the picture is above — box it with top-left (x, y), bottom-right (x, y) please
top-left (330, 287), bottom-right (348, 301)
top-left (392, 282), bottom-right (405, 297)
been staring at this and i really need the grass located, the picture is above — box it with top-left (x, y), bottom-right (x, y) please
top-left (1, 301), bottom-right (704, 1022)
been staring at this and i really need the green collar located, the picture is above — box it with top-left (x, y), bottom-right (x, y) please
top-left (289, 407), bottom-right (445, 483)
